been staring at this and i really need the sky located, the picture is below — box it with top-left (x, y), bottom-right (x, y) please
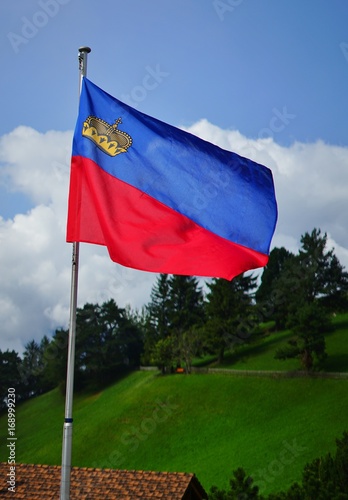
top-left (1, 0), bottom-right (348, 354)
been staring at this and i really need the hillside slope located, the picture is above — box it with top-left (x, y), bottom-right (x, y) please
top-left (1, 369), bottom-right (348, 496)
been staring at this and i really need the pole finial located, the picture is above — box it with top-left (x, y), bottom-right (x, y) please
top-left (78, 47), bottom-right (91, 79)
top-left (79, 46), bottom-right (91, 54)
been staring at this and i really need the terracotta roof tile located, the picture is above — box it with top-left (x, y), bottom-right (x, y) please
top-left (0, 463), bottom-right (207, 499)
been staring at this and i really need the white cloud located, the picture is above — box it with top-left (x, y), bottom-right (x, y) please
top-left (0, 127), bottom-right (156, 354)
top-left (1, 123), bottom-right (348, 354)
top-left (0, 126), bottom-right (71, 209)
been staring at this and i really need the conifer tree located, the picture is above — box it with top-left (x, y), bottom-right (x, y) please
top-left (204, 274), bottom-right (257, 363)
top-left (142, 274), bottom-right (171, 364)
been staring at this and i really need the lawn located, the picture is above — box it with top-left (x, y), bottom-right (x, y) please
top-left (1, 369), bottom-right (347, 496)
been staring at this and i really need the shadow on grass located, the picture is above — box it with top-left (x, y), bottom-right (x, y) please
top-left (322, 354), bottom-right (348, 373)
top-left (193, 355), bottom-right (218, 368)
top-left (216, 329), bottom-right (293, 367)
top-left (74, 367), bottom-right (136, 396)
top-left (331, 313), bottom-right (348, 331)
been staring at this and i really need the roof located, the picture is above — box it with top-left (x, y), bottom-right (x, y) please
top-left (0, 463), bottom-right (207, 499)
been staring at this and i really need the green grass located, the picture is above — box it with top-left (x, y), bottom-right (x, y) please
top-left (1, 370), bottom-right (348, 496)
top-left (215, 328), bottom-right (299, 371)
top-left (322, 313), bottom-right (348, 372)
top-left (213, 312), bottom-right (348, 372)
top-left (1, 313), bottom-right (348, 496)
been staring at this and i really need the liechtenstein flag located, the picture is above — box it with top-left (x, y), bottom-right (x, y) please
top-left (66, 78), bottom-right (277, 280)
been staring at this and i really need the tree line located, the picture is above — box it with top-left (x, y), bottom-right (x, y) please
top-left (0, 301), bottom-right (144, 409)
top-left (1, 228), bottom-right (348, 409)
top-left (142, 228), bottom-right (348, 373)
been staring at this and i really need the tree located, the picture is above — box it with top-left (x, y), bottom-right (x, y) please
top-left (39, 328), bottom-right (69, 394)
top-left (178, 326), bottom-right (204, 374)
top-left (19, 339), bottom-right (45, 398)
top-left (298, 432), bottom-right (348, 499)
top-left (147, 274), bottom-right (171, 337)
top-left (275, 301), bottom-right (330, 370)
top-left (259, 229), bottom-right (348, 331)
top-left (0, 350), bottom-right (24, 411)
top-left (17, 336), bottom-right (56, 397)
top-left (255, 247), bottom-right (295, 330)
top-left (167, 275), bottom-right (205, 368)
top-left (151, 336), bottom-right (177, 374)
top-left (256, 247), bottom-right (294, 304)
top-left (142, 274), bottom-right (171, 364)
top-left (75, 299), bottom-right (143, 388)
top-left (168, 275), bottom-right (205, 333)
top-left (271, 229), bottom-right (348, 370)
top-left (204, 275), bottom-right (257, 363)
top-left (209, 467), bottom-right (261, 499)
top-left (144, 275), bottom-right (205, 369)
top-left (114, 304), bottom-right (144, 367)
top-left (38, 335), bottom-right (56, 393)
top-left (297, 228), bottom-right (348, 308)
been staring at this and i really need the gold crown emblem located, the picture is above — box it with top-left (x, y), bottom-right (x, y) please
top-left (82, 116), bottom-right (133, 156)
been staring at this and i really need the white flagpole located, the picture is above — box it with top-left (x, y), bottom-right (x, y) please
top-left (60, 46), bottom-right (91, 500)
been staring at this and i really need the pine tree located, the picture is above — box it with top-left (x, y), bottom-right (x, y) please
top-left (142, 274), bottom-right (171, 364)
top-left (204, 275), bottom-right (257, 363)
top-left (168, 275), bottom-right (204, 334)
top-left (275, 301), bottom-right (329, 370)
top-left (167, 275), bottom-right (204, 369)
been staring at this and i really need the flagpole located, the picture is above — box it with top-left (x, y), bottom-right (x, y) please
top-left (60, 46), bottom-right (91, 500)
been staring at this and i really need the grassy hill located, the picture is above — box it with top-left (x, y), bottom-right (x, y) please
top-left (213, 312), bottom-right (348, 372)
top-left (1, 314), bottom-right (348, 496)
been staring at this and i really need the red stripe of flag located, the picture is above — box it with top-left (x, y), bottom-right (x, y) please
top-left (67, 156), bottom-right (268, 279)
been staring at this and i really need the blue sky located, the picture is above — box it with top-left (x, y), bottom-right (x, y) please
top-left (1, 0), bottom-right (348, 217)
top-left (2, 1), bottom-right (348, 143)
top-left (1, 0), bottom-right (348, 353)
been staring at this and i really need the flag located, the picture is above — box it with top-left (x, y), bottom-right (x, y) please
top-left (66, 78), bottom-right (277, 280)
